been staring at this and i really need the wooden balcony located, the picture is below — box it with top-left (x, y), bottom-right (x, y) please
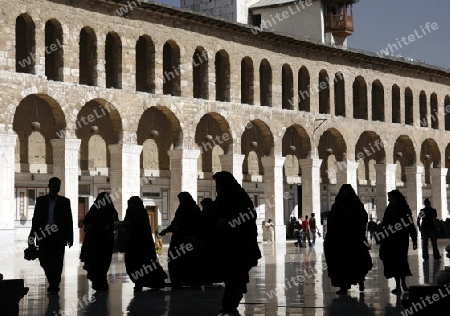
top-left (325, 14), bottom-right (354, 37)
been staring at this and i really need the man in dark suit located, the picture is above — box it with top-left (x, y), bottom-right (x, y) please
top-left (28, 177), bottom-right (73, 294)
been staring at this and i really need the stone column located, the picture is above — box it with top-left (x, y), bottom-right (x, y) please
top-left (336, 159), bottom-right (359, 193)
top-left (51, 138), bottom-right (81, 241)
top-left (261, 156), bottom-right (286, 243)
top-left (431, 168), bottom-right (448, 219)
top-left (109, 143), bottom-right (143, 219)
top-left (219, 153), bottom-right (245, 185)
top-left (405, 166), bottom-right (423, 218)
top-left (168, 149), bottom-right (200, 220)
top-left (374, 164), bottom-right (397, 219)
top-left (0, 134), bottom-right (17, 230)
top-left (299, 158), bottom-right (323, 226)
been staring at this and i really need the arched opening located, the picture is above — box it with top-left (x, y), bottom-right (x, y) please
top-left (260, 59), bottom-right (272, 107)
top-left (445, 96), bottom-right (450, 131)
top-left (319, 70), bottom-right (330, 114)
top-left (105, 32), bottom-right (122, 89)
top-left (372, 80), bottom-right (384, 122)
top-left (420, 91), bottom-right (427, 127)
top-left (430, 93), bottom-right (438, 129)
top-left (79, 27), bottom-right (97, 86)
top-left (241, 57), bottom-right (254, 105)
top-left (298, 66), bottom-right (310, 111)
top-left (215, 50), bottom-right (230, 102)
top-left (420, 139), bottom-right (440, 184)
top-left (193, 47), bottom-right (209, 99)
top-left (405, 88), bottom-right (413, 125)
top-left (16, 14), bottom-right (35, 74)
top-left (45, 19), bottom-right (63, 81)
top-left (163, 41), bottom-right (181, 96)
top-left (282, 64), bottom-right (294, 110)
top-left (392, 84), bottom-right (400, 123)
top-left (334, 72), bottom-right (345, 117)
top-left (353, 76), bottom-right (367, 119)
top-left (136, 35), bottom-right (155, 93)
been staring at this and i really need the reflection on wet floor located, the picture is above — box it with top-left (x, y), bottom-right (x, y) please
top-left (2, 239), bottom-right (449, 315)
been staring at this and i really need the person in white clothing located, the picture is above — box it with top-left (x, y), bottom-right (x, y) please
top-left (265, 219), bottom-right (275, 243)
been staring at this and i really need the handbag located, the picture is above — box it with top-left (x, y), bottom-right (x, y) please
top-left (24, 245), bottom-right (39, 261)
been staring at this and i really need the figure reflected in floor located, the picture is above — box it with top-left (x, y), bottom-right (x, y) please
top-left (127, 290), bottom-right (167, 316)
top-left (43, 294), bottom-right (60, 316)
top-left (324, 184), bottom-right (373, 295)
top-left (124, 196), bottom-right (168, 291)
top-left (80, 192), bottom-right (119, 292)
top-left (160, 192), bottom-right (203, 288)
top-left (329, 293), bottom-right (375, 316)
top-left (379, 190), bottom-right (418, 294)
top-left (212, 171), bottom-right (261, 314)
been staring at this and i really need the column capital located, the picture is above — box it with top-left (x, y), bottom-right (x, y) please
top-left (0, 133), bottom-right (17, 146)
top-left (261, 155), bottom-right (285, 169)
top-left (168, 149), bottom-right (201, 160)
top-left (405, 165), bottom-right (424, 174)
top-left (430, 167), bottom-right (448, 177)
top-left (51, 138), bottom-right (81, 151)
top-left (374, 163), bottom-right (397, 173)
top-left (299, 157), bottom-right (323, 170)
top-left (108, 143), bottom-right (143, 155)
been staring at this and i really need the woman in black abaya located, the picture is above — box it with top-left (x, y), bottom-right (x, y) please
top-left (124, 196), bottom-right (167, 291)
top-left (324, 184), bottom-right (373, 294)
top-left (212, 171), bottom-right (262, 313)
top-left (80, 192), bottom-right (119, 292)
top-left (379, 190), bottom-right (417, 294)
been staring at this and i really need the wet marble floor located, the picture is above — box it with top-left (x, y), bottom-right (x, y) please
top-left (1, 238), bottom-right (449, 316)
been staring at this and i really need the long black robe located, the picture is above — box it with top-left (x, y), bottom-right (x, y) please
top-left (124, 197), bottom-right (167, 288)
top-left (324, 184), bottom-right (373, 288)
top-left (80, 193), bottom-right (119, 290)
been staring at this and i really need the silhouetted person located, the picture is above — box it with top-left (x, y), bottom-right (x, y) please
top-left (302, 215), bottom-right (312, 247)
top-left (212, 171), bottom-right (261, 314)
top-left (417, 198), bottom-right (441, 261)
top-left (379, 190), bottom-right (417, 294)
top-left (265, 219), bottom-right (275, 243)
top-left (80, 192), bottom-right (119, 292)
top-left (160, 192), bottom-right (202, 287)
top-left (324, 184), bottom-right (372, 295)
top-left (124, 196), bottom-right (167, 291)
top-left (367, 218), bottom-right (378, 242)
top-left (309, 213), bottom-right (319, 246)
top-left (28, 177), bottom-right (73, 294)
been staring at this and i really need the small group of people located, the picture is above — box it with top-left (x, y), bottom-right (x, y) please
top-left (324, 184), bottom-right (442, 295)
top-left (293, 213), bottom-right (320, 248)
top-left (26, 172), bottom-right (261, 314)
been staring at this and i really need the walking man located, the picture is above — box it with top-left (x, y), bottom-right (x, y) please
top-left (309, 213), bottom-right (320, 246)
top-left (302, 215), bottom-right (312, 247)
top-left (28, 177), bottom-right (73, 294)
top-left (417, 198), bottom-right (441, 261)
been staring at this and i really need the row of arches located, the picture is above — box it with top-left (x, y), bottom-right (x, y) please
top-left (13, 94), bottom-right (450, 185)
top-left (14, 14), bottom-right (450, 129)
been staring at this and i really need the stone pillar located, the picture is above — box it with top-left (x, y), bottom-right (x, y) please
top-left (168, 149), bottom-right (200, 220)
top-left (374, 164), bottom-right (397, 219)
top-left (431, 168), bottom-right (448, 219)
top-left (51, 138), bottom-right (81, 241)
top-left (261, 156), bottom-right (286, 243)
top-left (299, 158), bottom-right (323, 226)
top-left (108, 143), bottom-right (143, 219)
top-left (336, 159), bottom-right (359, 194)
top-left (219, 153), bottom-right (245, 185)
top-left (405, 166), bottom-right (423, 218)
top-left (0, 134), bottom-right (17, 229)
